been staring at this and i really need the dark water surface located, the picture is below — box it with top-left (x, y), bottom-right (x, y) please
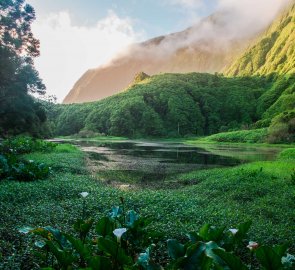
top-left (61, 140), bottom-right (283, 182)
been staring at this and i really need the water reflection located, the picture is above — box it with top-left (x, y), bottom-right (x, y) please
top-left (63, 140), bottom-right (282, 182)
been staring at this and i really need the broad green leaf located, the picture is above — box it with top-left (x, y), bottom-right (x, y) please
top-left (234, 221), bottom-right (252, 242)
top-left (198, 224), bottom-right (210, 241)
top-left (109, 206), bottom-right (123, 219)
top-left (65, 234), bottom-right (91, 261)
top-left (137, 245), bottom-right (162, 269)
top-left (204, 241), bottom-right (224, 266)
top-left (198, 224), bottom-right (225, 242)
top-left (18, 226), bottom-right (33, 234)
top-left (187, 232), bottom-right (203, 243)
top-left (175, 242), bottom-right (210, 270)
top-left (74, 219), bottom-right (94, 234)
top-left (282, 253), bottom-right (295, 268)
top-left (126, 210), bottom-right (139, 227)
top-left (88, 255), bottom-right (112, 270)
top-left (97, 237), bottom-right (132, 265)
top-left (213, 249), bottom-right (248, 270)
top-left (46, 241), bottom-right (75, 267)
top-left (255, 246), bottom-right (283, 270)
top-left (167, 239), bottom-right (185, 260)
top-left (96, 217), bottom-right (115, 237)
top-left (35, 240), bottom-right (46, 248)
top-left (273, 243), bottom-right (289, 257)
top-left (44, 226), bottom-right (69, 249)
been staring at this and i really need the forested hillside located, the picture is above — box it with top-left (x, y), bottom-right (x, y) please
top-left (53, 73), bottom-right (284, 137)
top-left (50, 3), bottom-right (295, 142)
top-left (225, 3), bottom-right (295, 142)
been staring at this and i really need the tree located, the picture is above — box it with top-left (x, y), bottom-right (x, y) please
top-left (0, 0), bottom-right (46, 137)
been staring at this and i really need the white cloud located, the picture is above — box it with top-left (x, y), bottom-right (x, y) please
top-left (169, 0), bottom-right (203, 9)
top-left (165, 0), bottom-right (205, 25)
top-left (215, 0), bottom-right (293, 36)
top-left (32, 10), bottom-right (144, 102)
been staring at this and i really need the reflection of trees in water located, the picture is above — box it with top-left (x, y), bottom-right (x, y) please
top-left (140, 163), bottom-right (167, 183)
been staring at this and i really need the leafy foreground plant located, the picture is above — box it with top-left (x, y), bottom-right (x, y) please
top-left (0, 136), bottom-right (54, 181)
top-left (20, 196), bottom-right (295, 270)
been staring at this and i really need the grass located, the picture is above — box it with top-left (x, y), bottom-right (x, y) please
top-left (194, 128), bottom-right (269, 143)
top-left (0, 143), bottom-right (295, 269)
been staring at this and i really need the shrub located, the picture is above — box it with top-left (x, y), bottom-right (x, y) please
top-left (0, 137), bottom-right (54, 181)
top-left (204, 129), bottom-right (268, 143)
top-left (278, 148), bottom-right (295, 161)
top-left (267, 110), bottom-right (295, 143)
top-left (9, 159), bottom-right (50, 181)
top-left (0, 136), bottom-right (56, 155)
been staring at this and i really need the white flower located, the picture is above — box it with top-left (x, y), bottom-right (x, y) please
top-left (229, 228), bottom-right (238, 235)
top-left (113, 228), bottom-right (127, 242)
top-left (80, 192), bottom-right (89, 198)
top-left (247, 241), bottom-right (259, 251)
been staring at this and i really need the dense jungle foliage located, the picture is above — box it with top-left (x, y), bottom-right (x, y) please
top-left (49, 72), bottom-right (294, 142)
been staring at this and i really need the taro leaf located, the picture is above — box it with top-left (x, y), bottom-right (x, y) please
top-left (137, 248), bottom-right (150, 268)
top-left (74, 219), bottom-right (94, 237)
top-left (213, 249), bottom-right (248, 270)
top-left (175, 242), bottom-right (212, 270)
top-left (96, 217), bottom-right (115, 237)
top-left (137, 245), bottom-right (162, 270)
top-left (167, 239), bottom-right (185, 260)
top-left (126, 210), bottom-right (139, 228)
top-left (198, 224), bottom-right (225, 242)
top-left (209, 227), bottom-right (225, 243)
top-left (234, 221), bottom-right (252, 242)
top-left (282, 253), bottom-right (295, 268)
top-left (109, 206), bottom-right (123, 219)
top-left (198, 224), bottom-right (210, 241)
top-left (88, 255), bottom-right (112, 270)
top-left (175, 241), bottom-right (225, 270)
top-left (187, 232), bottom-right (203, 243)
top-left (46, 241), bottom-right (75, 267)
top-left (273, 243), bottom-right (289, 257)
top-left (35, 240), bottom-right (46, 249)
top-left (204, 241), bottom-right (224, 266)
top-left (44, 226), bottom-right (69, 249)
top-left (97, 236), bottom-right (132, 265)
top-left (255, 246), bottom-right (284, 270)
top-left (65, 234), bottom-right (91, 261)
top-left (18, 226), bottom-right (33, 234)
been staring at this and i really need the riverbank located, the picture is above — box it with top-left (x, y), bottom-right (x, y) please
top-left (0, 142), bottom-right (294, 268)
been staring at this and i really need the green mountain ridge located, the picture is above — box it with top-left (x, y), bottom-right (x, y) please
top-left (226, 3), bottom-right (295, 76)
top-left (63, 11), bottom-right (259, 104)
top-left (50, 4), bottom-right (295, 142)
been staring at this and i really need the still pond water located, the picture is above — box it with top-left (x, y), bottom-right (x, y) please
top-left (64, 140), bottom-right (283, 183)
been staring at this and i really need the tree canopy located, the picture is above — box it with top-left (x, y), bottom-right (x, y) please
top-left (0, 0), bottom-right (46, 137)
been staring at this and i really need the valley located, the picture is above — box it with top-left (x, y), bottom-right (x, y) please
top-left (0, 1), bottom-right (294, 269)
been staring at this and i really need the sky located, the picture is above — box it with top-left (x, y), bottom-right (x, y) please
top-left (27, 0), bottom-right (291, 102)
top-left (27, 0), bottom-right (218, 102)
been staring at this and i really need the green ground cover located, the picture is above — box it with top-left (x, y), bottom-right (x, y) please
top-left (0, 143), bottom-right (294, 269)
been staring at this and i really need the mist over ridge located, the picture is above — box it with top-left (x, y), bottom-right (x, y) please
top-left (63, 0), bottom-right (293, 104)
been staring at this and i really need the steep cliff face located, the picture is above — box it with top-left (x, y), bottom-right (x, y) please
top-left (63, 12), bottom-right (257, 104)
top-left (225, 4), bottom-right (295, 76)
